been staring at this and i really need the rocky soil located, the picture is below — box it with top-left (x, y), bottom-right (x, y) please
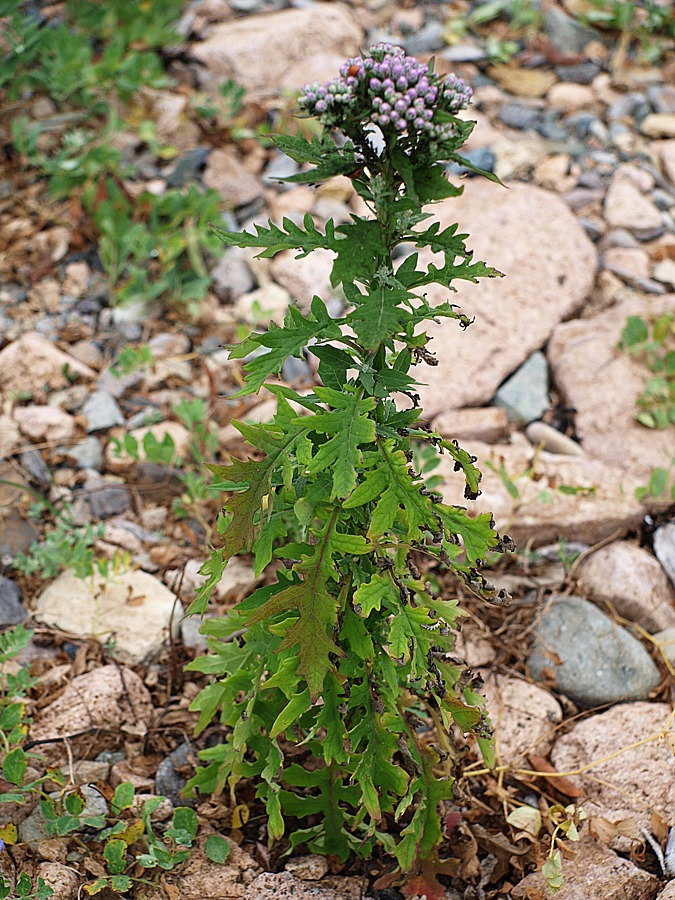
top-left (1, 1), bottom-right (675, 898)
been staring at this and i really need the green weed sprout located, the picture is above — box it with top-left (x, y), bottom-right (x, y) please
top-left (186, 43), bottom-right (512, 895)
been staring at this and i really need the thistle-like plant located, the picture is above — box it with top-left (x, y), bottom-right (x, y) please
top-left (186, 43), bottom-right (511, 895)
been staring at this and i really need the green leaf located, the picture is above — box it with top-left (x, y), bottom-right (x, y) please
top-left (395, 746), bottom-right (455, 871)
top-left (449, 153), bottom-right (502, 184)
top-left (171, 806), bottom-right (198, 840)
top-left (282, 151), bottom-right (361, 185)
top-left (649, 467), bottom-right (669, 497)
top-left (407, 221), bottom-right (468, 256)
top-left (36, 877), bottom-right (55, 899)
top-left (231, 300), bottom-right (342, 395)
top-left (270, 689), bottom-right (311, 738)
top-left (303, 385), bottom-right (376, 498)
top-left (331, 218), bottom-right (388, 288)
top-left (2, 747), bottom-right (27, 786)
top-left (347, 442), bottom-right (439, 544)
top-left (112, 782), bottom-right (135, 813)
top-left (271, 133), bottom-right (334, 164)
top-left (413, 164), bottom-right (464, 203)
top-left (281, 761), bottom-right (359, 861)
top-left (65, 791), bottom-right (85, 815)
top-left (353, 573), bottom-right (395, 617)
top-left (438, 505), bottom-right (499, 565)
top-left (205, 423), bottom-right (300, 568)
top-left (211, 213), bottom-right (338, 259)
top-left (620, 315), bottom-right (649, 348)
top-left (104, 839), bottom-right (127, 875)
top-left (311, 344), bottom-right (355, 390)
top-left (16, 874), bottom-right (32, 897)
top-left (542, 850), bottom-right (564, 893)
top-left (204, 833), bottom-right (231, 863)
top-left (348, 680), bottom-right (408, 819)
top-left (345, 285), bottom-right (412, 351)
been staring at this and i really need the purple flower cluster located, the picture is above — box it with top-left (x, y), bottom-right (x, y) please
top-left (299, 43), bottom-right (472, 144)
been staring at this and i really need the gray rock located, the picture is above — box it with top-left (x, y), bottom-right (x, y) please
top-left (210, 247), bottom-right (255, 301)
top-left (494, 351), bottom-right (549, 425)
top-left (281, 354), bottom-right (311, 383)
top-left (261, 151), bottom-right (300, 188)
top-left (19, 450), bottom-right (51, 486)
top-left (607, 92), bottom-right (646, 121)
top-left (401, 19), bottom-right (446, 55)
top-left (579, 218), bottom-right (605, 241)
top-left (543, 8), bottom-right (600, 54)
top-left (654, 524), bottom-right (675, 590)
top-left (647, 83), bottom-right (675, 115)
top-left (81, 390), bottom-right (125, 432)
top-left (97, 368), bottom-right (143, 400)
top-left (0, 576), bottom-right (25, 625)
top-left (528, 595), bottom-right (661, 707)
top-left (19, 784), bottom-right (108, 844)
top-left (155, 742), bottom-right (197, 807)
top-left (180, 615), bottom-right (208, 653)
top-left (447, 147), bottom-right (496, 177)
top-left (631, 276), bottom-right (668, 294)
top-left (0, 510), bottom-right (39, 565)
top-left (555, 61), bottom-right (601, 85)
top-left (567, 112), bottom-right (599, 138)
top-left (83, 475), bottom-right (131, 520)
top-left (57, 436), bottom-right (104, 472)
top-left (653, 188), bottom-right (675, 210)
top-left (535, 114), bottom-right (569, 142)
top-left (498, 104), bottom-right (540, 131)
top-left (18, 807), bottom-right (50, 844)
top-left (166, 148), bottom-right (210, 188)
top-left (441, 43), bottom-right (487, 63)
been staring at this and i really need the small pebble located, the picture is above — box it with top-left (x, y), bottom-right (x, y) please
top-left (555, 62), bottom-right (601, 85)
top-left (0, 576), bottom-right (26, 626)
top-left (81, 390), bottom-right (125, 433)
top-left (498, 104), bottom-right (540, 131)
top-left (525, 421), bottom-right (585, 456)
top-left (57, 437), bottom-right (104, 472)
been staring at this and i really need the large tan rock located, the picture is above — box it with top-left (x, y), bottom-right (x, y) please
top-left (437, 433), bottom-right (644, 547)
top-left (203, 149), bottom-right (263, 207)
top-left (191, 4), bottom-right (361, 94)
top-left (576, 540), bottom-right (675, 633)
top-left (654, 140), bottom-right (675, 184)
top-left (246, 872), bottom-right (362, 900)
top-left (413, 182), bottom-right (597, 416)
top-left (604, 168), bottom-right (663, 231)
top-left (658, 881), bottom-right (675, 900)
top-left (37, 862), bottom-right (79, 900)
top-left (29, 665), bottom-right (153, 763)
top-left (13, 404), bottom-right (77, 443)
top-left (0, 332), bottom-right (95, 394)
top-left (551, 703), bottom-right (675, 836)
top-left (512, 833), bottom-right (659, 900)
top-left (0, 413), bottom-right (20, 458)
top-left (479, 672), bottom-right (562, 766)
top-left (150, 837), bottom-right (259, 899)
top-left (432, 406), bottom-right (510, 443)
top-left (270, 247), bottom-right (335, 308)
top-left (35, 569), bottom-right (182, 664)
top-left (548, 295), bottom-right (675, 483)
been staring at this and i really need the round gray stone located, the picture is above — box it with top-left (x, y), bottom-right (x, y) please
top-left (494, 350), bottom-right (549, 426)
top-left (528, 595), bottom-right (661, 708)
top-left (654, 523), bottom-right (675, 590)
top-left (0, 576), bottom-right (25, 625)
